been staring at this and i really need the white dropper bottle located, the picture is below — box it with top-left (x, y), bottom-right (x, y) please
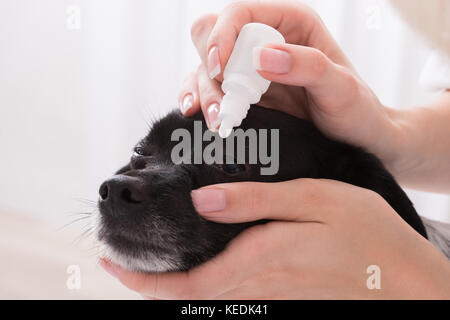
top-left (218, 23), bottom-right (285, 138)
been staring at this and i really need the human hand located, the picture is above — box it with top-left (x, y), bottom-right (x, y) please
top-left (99, 179), bottom-right (450, 299)
top-left (178, 1), bottom-right (406, 174)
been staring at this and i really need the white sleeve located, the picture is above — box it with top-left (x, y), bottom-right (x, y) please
top-left (419, 50), bottom-right (450, 91)
top-left (422, 217), bottom-right (450, 259)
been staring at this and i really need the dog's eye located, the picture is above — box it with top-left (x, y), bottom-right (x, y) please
top-left (221, 163), bottom-right (246, 175)
top-left (133, 146), bottom-right (146, 157)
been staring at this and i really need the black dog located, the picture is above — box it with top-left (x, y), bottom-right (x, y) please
top-left (96, 107), bottom-right (427, 272)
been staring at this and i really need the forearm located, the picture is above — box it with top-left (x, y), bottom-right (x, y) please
top-left (388, 91), bottom-right (450, 193)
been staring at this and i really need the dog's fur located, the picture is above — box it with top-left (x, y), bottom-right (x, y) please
top-left (95, 107), bottom-right (427, 272)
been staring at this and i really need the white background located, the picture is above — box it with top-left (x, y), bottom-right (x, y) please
top-left (0, 0), bottom-right (449, 223)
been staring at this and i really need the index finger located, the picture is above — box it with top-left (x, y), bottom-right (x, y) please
top-left (205, 1), bottom-right (341, 79)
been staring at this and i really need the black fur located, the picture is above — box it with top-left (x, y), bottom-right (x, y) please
top-left (96, 107), bottom-right (427, 272)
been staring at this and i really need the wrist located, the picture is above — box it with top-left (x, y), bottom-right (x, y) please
top-left (380, 107), bottom-right (426, 182)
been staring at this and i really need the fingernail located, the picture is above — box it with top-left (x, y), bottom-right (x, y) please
top-left (191, 188), bottom-right (226, 213)
top-left (207, 46), bottom-right (221, 79)
top-left (253, 47), bottom-right (292, 74)
top-left (206, 103), bottom-right (221, 131)
top-left (99, 258), bottom-right (121, 278)
top-left (180, 93), bottom-right (194, 114)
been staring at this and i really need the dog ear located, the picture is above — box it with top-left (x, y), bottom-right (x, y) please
top-left (115, 163), bottom-right (131, 175)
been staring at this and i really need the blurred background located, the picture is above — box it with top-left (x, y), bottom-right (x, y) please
top-left (0, 0), bottom-right (448, 299)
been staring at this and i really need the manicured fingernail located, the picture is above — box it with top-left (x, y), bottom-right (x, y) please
top-left (191, 188), bottom-right (226, 213)
top-left (206, 103), bottom-right (221, 131)
top-left (99, 258), bottom-right (121, 278)
top-left (253, 47), bottom-right (292, 74)
top-left (180, 93), bottom-right (194, 114)
top-left (207, 46), bottom-right (221, 79)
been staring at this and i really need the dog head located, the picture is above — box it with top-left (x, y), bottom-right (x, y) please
top-left (95, 107), bottom-right (426, 272)
top-left (95, 107), bottom-right (327, 272)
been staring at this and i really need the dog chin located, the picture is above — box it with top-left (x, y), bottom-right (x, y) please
top-left (99, 242), bottom-right (182, 273)
top-left (92, 211), bottom-right (182, 273)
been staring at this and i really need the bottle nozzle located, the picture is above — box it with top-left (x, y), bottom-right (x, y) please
top-left (218, 91), bottom-right (252, 138)
top-left (218, 117), bottom-right (234, 138)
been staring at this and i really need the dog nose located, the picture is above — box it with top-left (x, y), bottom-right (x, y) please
top-left (99, 175), bottom-right (145, 206)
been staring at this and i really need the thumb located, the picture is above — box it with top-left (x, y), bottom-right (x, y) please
top-left (191, 179), bottom-right (333, 223)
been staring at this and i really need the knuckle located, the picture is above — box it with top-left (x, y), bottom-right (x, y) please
top-left (291, 2), bottom-right (321, 25)
top-left (299, 179), bottom-right (327, 206)
top-left (310, 50), bottom-right (329, 80)
top-left (341, 67), bottom-right (361, 95)
top-left (206, 1), bottom-right (251, 47)
top-left (199, 88), bottom-right (219, 107)
top-left (196, 64), bottom-right (206, 76)
top-left (323, 66), bottom-right (361, 114)
top-left (222, 1), bottom-right (250, 14)
top-left (216, 1), bottom-right (253, 31)
top-left (247, 183), bottom-right (266, 216)
top-left (197, 76), bottom-right (221, 104)
top-left (190, 13), bottom-right (217, 39)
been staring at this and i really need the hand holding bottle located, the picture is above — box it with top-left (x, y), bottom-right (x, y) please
top-left (179, 1), bottom-right (401, 174)
top-left (217, 23), bottom-right (285, 137)
top-left (179, 0), bottom-right (450, 191)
